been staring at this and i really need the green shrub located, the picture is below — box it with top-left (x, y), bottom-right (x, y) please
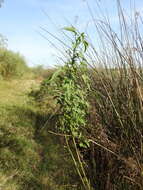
top-left (0, 48), bottom-right (28, 79)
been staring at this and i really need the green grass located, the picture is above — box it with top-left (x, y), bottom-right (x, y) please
top-left (0, 79), bottom-right (37, 105)
top-left (0, 79), bottom-right (82, 190)
top-left (0, 79), bottom-right (40, 189)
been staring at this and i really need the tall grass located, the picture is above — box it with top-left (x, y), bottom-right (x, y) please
top-left (37, 0), bottom-right (143, 189)
top-left (84, 1), bottom-right (143, 188)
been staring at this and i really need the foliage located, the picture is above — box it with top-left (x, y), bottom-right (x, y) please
top-left (29, 28), bottom-right (92, 189)
top-left (0, 48), bottom-right (28, 79)
top-left (49, 27), bottom-right (90, 146)
top-left (36, 27), bottom-right (93, 190)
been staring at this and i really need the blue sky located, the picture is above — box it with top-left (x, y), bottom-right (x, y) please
top-left (0, 0), bottom-right (143, 67)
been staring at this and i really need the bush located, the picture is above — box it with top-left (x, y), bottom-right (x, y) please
top-left (0, 48), bottom-right (28, 79)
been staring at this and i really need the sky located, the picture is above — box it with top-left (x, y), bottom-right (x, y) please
top-left (0, 0), bottom-right (143, 67)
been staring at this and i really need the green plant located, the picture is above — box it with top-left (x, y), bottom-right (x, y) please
top-left (50, 27), bottom-right (90, 143)
top-left (0, 48), bottom-right (28, 79)
top-left (45, 27), bottom-right (92, 189)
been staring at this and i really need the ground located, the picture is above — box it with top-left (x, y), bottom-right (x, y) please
top-left (0, 79), bottom-right (78, 190)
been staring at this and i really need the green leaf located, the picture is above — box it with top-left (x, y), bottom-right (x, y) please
top-left (63, 26), bottom-right (77, 34)
top-left (79, 142), bottom-right (87, 148)
top-left (83, 40), bottom-right (89, 52)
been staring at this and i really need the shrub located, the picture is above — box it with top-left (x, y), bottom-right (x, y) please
top-left (0, 48), bottom-right (28, 79)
